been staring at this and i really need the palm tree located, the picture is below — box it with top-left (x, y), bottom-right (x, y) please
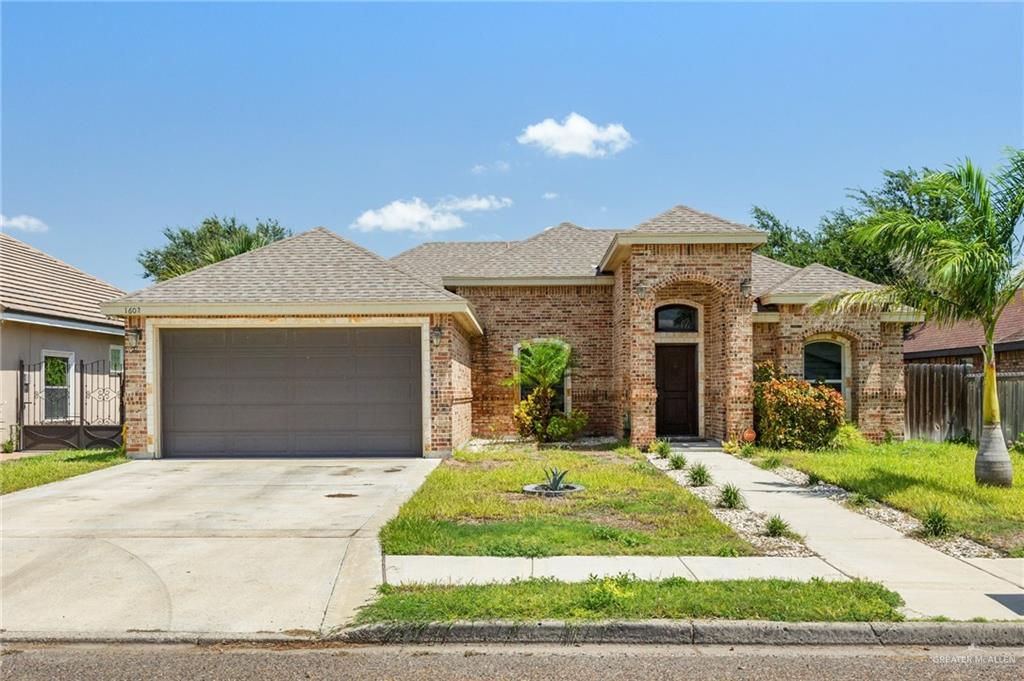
top-left (822, 149), bottom-right (1023, 487)
top-left (507, 340), bottom-right (573, 440)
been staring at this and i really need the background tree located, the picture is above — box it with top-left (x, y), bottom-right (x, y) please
top-left (821, 150), bottom-right (1024, 487)
top-left (138, 216), bottom-right (290, 281)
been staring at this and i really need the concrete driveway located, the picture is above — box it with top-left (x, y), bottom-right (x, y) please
top-left (1, 458), bottom-right (437, 636)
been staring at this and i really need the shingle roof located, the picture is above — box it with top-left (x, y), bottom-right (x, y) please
top-left (761, 263), bottom-right (881, 297)
top-left (631, 204), bottom-right (764, 235)
top-left (390, 241), bottom-right (514, 285)
top-left (113, 228), bottom-right (462, 305)
top-left (904, 291), bottom-right (1024, 355)
top-left (0, 232), bottom-right (124, 327)
top-left (750, 254), bottom-right (803, 298)
top-left (445, 223), bottom-right (618, 279)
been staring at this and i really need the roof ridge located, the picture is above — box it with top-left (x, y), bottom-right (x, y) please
top-left (671, 203), bottom-right (751, 229)
top-left (0, 232), bottom-right (124, 295)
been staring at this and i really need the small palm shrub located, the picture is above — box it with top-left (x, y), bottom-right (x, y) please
top-left (753, 361), bottom-right (845, 450)
top-left (719, 483), bottom-right (744, 509)
top-left (687, 463), bottom-right (712, 486)
top-left (507, 340), bottom-right (573, 442)
top-left (764, 515), bottom-right (791, 537)
top-left (921, 507), bottom-right (953, 537)
top-left (648, 439), bottom-right (671, 457)
top-left (668, 453), bottom-right (687, 470)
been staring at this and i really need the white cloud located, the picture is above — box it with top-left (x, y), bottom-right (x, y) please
top-left (470, 160), bottom-right (511, 175)
top-left (0, 214), bottom-right (49, 233)
top-left (541, 192), bottom-right (559, 200)
top-left (351, 195), bottom-right (513, 234)
top-left (517, 112), bottom-right (634, 158)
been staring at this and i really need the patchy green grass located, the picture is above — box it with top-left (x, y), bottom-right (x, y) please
top-left (1, 448), bottom-right (127, 494)
top-left (356, 575), bottom-right (904, 623)
top-left (753, 440), bottom-right (1024, 554)
top-left (380, 446), bottom-right (753, 557)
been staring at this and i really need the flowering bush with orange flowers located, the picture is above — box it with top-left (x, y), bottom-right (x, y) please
top-left (753, 361), bottom-right (845, 450)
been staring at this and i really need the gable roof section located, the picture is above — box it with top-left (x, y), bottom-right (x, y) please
top-left (104, 228), bottom-right (482, 333)
top-left (443, 223), bottom-right (618, 284)
top-left (390, 241), bottom-right (514, 286)
top-left (0, 232), bottom-right (124, 329)
top-left (904, 291), bottom-right (1024, 357)
top-left (758, 263), bottom-right (881, 304)
top-left (631, 204), bottom-right (762, 234)
top-left (750, 253), bottom-right (803, 299)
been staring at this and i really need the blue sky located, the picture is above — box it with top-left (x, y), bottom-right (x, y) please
top-left (2, 2), bottom-right (1021, 292)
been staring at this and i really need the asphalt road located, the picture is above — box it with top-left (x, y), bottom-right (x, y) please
top-left (2, 643), bottom-right (1022, 680)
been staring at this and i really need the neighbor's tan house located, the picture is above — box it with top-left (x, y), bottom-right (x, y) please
top-left (102, 205), bottom-right (916, 459)
top-left (0, 233), bottom-right (125, 444)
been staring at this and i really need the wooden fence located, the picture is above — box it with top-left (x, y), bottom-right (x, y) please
top-left (905, 363), bottom-right (1024, 444)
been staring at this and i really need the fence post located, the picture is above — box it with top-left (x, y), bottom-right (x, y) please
top-left (16, 360), bottom-right (24, 449)
top-left (78, 359), bottom-right (85, 448)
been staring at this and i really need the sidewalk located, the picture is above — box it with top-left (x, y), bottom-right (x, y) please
top-left (679, 447), bottom-right (1024, 621)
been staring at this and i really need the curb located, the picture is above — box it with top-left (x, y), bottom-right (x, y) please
top-left (3, 621), bottom-right (1023, 647)
top-left (338, 620), bottom-right (1024, 647)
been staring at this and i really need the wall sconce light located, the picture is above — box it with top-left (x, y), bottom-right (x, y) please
top-left (430, 325), bottom-right (444, 347)
top-left (125, 328), bottom-right (141, 349)
top-left (739, 278), bottom-right (751, 298)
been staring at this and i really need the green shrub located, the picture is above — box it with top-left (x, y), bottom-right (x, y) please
top-left (753, 361), bottom-right (845, 450)
top-left (921, 507), bottom-right (953, 537)
top-left (721, 440), bottom-right (741, 454)
top-left (687, 463), bottom-right (712, 486)
top-left (760, 454), bottom-right (782, 470)
top-left (719, 483), bottom-right (744, 509)
top-left (765, 515), bottom-right (792, 537)
top-left (648, 439), bottom-right (671, 457)
top-left (1010, 433), bottom-right (1024, 456)
top-left (545, 409), bottom-right (589, 442)
top-left (847, 492), bottom-right (872, 508)
top-left (512, 387), bottom-right (554, 440)
top-left (2, 438), bottom-right (14, 454)
top-left (738, 443), bottom-right (756, 458)
top-left (668, 453), bottom-right (687, 470)
top-left (828, 424), bottom-right (868, 450)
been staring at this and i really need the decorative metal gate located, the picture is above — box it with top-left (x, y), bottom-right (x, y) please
top-left (17, 358), bottom-right (124, 451)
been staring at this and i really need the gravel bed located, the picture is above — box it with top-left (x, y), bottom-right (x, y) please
top-left (647, 455), bottom-right (813, 557)
top-left (764, 463), bottom-right (1000, 559)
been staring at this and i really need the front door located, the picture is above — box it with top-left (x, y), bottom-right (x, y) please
top-left (656, 344), bottom-right (698, 436)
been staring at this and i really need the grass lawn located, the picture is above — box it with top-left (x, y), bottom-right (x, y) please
top-left (380, 445), bottom-right (754, 557)
top-left (750, 440), bottom-right (1024, 555)
top-left (1, 448), bottom-right (127, 494)
top-left (356, 576), bottom-right (904, 623)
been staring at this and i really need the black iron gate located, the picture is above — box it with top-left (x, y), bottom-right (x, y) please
top-left (17, 358), bottom-right (124, 451)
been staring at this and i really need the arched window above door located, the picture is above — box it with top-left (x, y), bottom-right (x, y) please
top-left (655, 304), bottom-right (699, 333)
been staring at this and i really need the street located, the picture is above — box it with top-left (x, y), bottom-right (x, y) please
top-left (2, 643), bottom-right (1021, 680)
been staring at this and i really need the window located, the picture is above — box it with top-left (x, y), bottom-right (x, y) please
top-left (41, 351), bottom-right (74, 421)
top-left (655, 304), bottom-right (698, 333)
top-left (516, 341), bottom-right (570, 413)
top-left (803, 341), bottom-right (843, 391)
top-left (109, 345), bottom-right (124, 375)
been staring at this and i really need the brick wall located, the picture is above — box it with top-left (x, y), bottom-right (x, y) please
top-left (450, 317), bottom-right (474, 449)
top-left (753, 322), bottom-right (779, 364)
top-left (123, 315), bottom-right (147, 454)
top-left (452, 285), bottom-right (616, 437)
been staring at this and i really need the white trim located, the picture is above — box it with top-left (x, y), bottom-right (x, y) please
top-left (101, 301), bottom-right (483, 336)
top-left (803, 333), bottom-right (853, 420)
top-left (752, 312), bottom-right (780, 323)
top-left (758, 293), bottom-right (823, 305)
top-left (599, 231), bottom-right (767, 271)
top-left (108, 345), bottom-right (124, 375)
top-left (40, 349), bottom-right (75, 422)
top-left (143, 316), bottom-right (433, 459)
top-left (512, 338), bottom-right (572, 414)
top-left (653, 298), bottom-right (705, 438)
top-left (444, 276), bottom-right (614, 287)
top-left (881, 310), bottom-right (924, 322)
top-left (1, 311), bottom-right (124, 336)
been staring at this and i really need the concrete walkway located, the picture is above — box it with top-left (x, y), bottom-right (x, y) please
top-left (385, 555), bottom-right (847, 585)
top-left (678, 446), bottom-right (1024, 621)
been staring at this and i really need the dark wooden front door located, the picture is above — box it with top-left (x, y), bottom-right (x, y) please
top-left (656, 344), bottom-right (698, 436)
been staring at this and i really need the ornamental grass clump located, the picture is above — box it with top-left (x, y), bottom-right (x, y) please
top-left (669, 454), bottom-right (687, 470)
top-left (648, 439), bottom-right (671, 457)
top-left (753, 361), bottom-right (845, 450)
top-left (688, 463), bottom-right (712, 487)
top-left (719, 483), bottom-right (745, 509)
top-left (765, 515), bottom-right (792, 538)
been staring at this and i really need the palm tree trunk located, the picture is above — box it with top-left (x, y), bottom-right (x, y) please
top-left (975, 339), bottom-right (1013, 487)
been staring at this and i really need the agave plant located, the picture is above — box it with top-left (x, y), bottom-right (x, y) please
top-left (544, 467), bottom-right (571, 491)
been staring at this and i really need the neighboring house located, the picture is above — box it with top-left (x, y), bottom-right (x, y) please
top-left (0, 233), bottom-right (125, 445)
top-left (103, 205), bottom-right (915, 459)
top-left (903, 291), bottom-right (1024, 372)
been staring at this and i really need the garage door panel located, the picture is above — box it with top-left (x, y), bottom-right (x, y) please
top-left (161, 327), bottom-right (421, 457)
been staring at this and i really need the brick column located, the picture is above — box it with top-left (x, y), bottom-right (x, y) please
top-left (122, 316), bottom-right (148, 455)
top-left (724, 294), bottom-right (754, 439)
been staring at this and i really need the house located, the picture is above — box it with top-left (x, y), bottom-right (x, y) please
top-left (102, 205), bottom-right (915, 459)
top-left (0, 233), bottom-right (125, 447)
top-left (903, 292), bottom-right (1024, 372)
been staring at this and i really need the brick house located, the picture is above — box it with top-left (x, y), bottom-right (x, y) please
top-left (903, 291), bottom-right (1024, 372)
top-left (103, 205), bottom-right (915, 459)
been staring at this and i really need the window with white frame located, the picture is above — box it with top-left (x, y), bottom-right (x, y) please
top-left (515, 340), bottom-right (571, 413)
top-left (109, 345), bottom-right (124, 375)
top-left (803, 339), bottom-right (852, 417)
top-left (41, 350), bottom-right (74, 422)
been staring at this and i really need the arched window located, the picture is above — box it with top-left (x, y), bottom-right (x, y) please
top-left (655, 304), bottom-right (699, 333)
top-left (514, 339), bottom-right (571, 413)
top-left (804, 338), bottom-right (851, 417)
